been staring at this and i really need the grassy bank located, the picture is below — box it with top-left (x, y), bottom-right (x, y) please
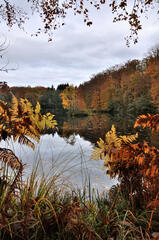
top-left (0, 162), bottom-right (159, 240)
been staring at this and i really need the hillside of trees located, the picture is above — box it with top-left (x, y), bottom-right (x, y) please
top-left (1, 48), bottom-right (159, 118)
top-left (75, 48), bottom-right (159, 116)
top-left (60, 48), bottom-right (159, 117)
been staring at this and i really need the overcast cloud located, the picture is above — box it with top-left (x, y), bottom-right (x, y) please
top-left (0, 4), bottom-right (159, 88)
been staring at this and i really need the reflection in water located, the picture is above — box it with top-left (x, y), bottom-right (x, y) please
top-left (0, 132), bottom-right (117, 192)
top-left (1, 113), bottom-right (157, 191)
top-left (56, 113), bottom-right (136, 147)
top-left (60, 114), bottom-right (112, 144)
top-left (56, 113), bottom-right (157, 146)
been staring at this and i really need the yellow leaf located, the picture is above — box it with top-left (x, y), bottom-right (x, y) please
top-left (35, 102), bottom-right (41, 114)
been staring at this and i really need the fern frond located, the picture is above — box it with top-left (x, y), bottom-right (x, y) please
top-left (134, 114), bottom-right (159, 132)
top-left (35, 101), bottom-right (41, 114)
top-left (0, 94), bottom-right (57, 149)
top-left (36, 115), bottom-right (46, 129)
top-left (11, 93), bottom-right (19, 117)
top-left (22, 127), bottom-right (40, 142)
top-left (0, 99), bottom-right (7, 113)
top-left (105, 125), bottom-right (122, 148)
top-left (97, 138), bottom-right (106, 149)
top-left (90, 146), bottom-right (106, 160)
top-left (35, 113), bottom-right (57, 131)
top-left (120, 133), bottom-right (138, 144)
top-left (91, 125), bottom-right (139, 176)
top-left (20, 98), bottom-right (33, 115)
top-left (0, 100), bottom-right (10, 124)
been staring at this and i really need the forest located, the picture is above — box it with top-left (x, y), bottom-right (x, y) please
top-left (1, 47), bottom-right (158, 119)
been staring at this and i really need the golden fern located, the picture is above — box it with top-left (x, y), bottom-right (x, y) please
top-left (120, 133), bottom-right (138, 144)
top-left (0, 83), bottom-right (58, 210)
top-left (0, 94), bottom-right (57, 149)
top-left (91, 125), bottom-right (138, 171)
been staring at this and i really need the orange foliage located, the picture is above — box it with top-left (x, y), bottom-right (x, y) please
top-left (92, 113), bottom-right (159, 209)
top-left (134, 114), bottom-right (159, 132)
top-left (75, 56), bottom-right (159, 112)
top-left (117, 114), bottom-right (159, 207)
top-left (145, 58), bottom-right (159, 105)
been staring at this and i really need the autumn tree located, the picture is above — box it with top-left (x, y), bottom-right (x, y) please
top-left (76, 88), bottom-right (87, 111)
top-left (60, 85), bottom-right (78, 114)
top-left (0, 0), bottom-right (158, 43)
top-left (145, 48), bottom-right (159, 106)
top-left (90, 88), bottom-right (101, 111)
top-left (77, 55), bottom-right (159, 116)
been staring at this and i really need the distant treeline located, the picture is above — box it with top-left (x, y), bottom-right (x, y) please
top-left (1, 48), bottom-right (159, 117)
top-left (75, 47), bottom-right (159, 117)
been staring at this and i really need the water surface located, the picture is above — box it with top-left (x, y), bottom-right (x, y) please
top-left (2, 113), bottom-right (155, 191)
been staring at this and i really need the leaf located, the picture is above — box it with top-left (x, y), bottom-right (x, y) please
top-left (134, 114), bottom-right (159, 132)
top-left (35, 101), bottom-right (41, 114)
top-left (120, 132), bottom-right (138, 144)
top-left (138, 156), bottom-right (144, 165)
top-left (11, 93), bottom-right (19, 118)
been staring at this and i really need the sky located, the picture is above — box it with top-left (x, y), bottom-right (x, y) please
top-left (0, 2), bottom-right (159, 88)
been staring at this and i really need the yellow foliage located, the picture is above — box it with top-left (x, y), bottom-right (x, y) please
top-left (120, 133), bottom-right (138, 144)
top-left (0, 95), bottom-right (57, 149)
top-left (60, 85), bottom-right (77, 111)
top-left (91, 125), bottom-right (138, 174)
top-left (35, 101), bottom-right (41, 114)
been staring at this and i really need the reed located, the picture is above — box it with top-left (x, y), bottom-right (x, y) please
top-left (0, 159), bottom-right (159, 240)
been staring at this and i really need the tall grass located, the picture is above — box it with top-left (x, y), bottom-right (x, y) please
top-left (0, 137), bottom-right (158, 239)
top-left (0, 159), bottom-right (159, 240)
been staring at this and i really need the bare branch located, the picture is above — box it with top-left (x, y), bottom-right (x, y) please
top-left (0, 37), bottom-right (17, 72)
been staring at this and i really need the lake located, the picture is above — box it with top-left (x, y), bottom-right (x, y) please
top-left (1, 113), bottom-right (157, 192)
